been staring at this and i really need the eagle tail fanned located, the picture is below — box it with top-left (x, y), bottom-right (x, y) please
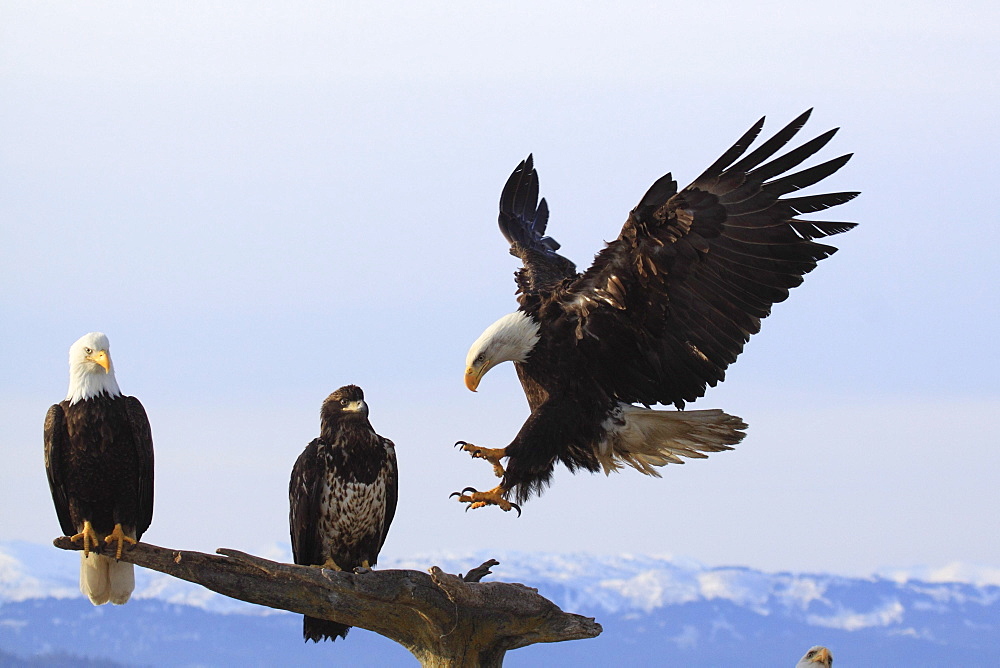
top-left (598, 405), bottom-right (747, 475)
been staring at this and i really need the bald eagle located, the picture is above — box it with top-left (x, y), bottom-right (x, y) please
top-left (454, 110), bottom-right (857, 512)
top-left (289, 385), bottom-right (398, 642)
top-left (797, 646), bottom-right (833, 667)
top-left (44, 332), bottom-right (154, 605)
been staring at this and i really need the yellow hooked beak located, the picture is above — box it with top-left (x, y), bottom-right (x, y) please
top-left (464, 362), bottom-right (489, 392)
top-left (87, 349), bottom-right (111, 373)
top-left (812, 648), bottom-right (831, 665)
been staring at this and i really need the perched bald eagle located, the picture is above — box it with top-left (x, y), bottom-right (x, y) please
top-left (289, 385), bottom-right (398, 642)
top-left (44, 332), bottom-right (154, 605)
top-left (797, 645), bottom-right (833, 668)
top-left (454, 110), bottom-right (857, 512)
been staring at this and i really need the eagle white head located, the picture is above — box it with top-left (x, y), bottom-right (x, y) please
top-left (796, 646), bottom-right (833, 668)
top-left (464, 311), bottom-right (541, 391)
top-left (66, 332), bottom-right (122, 405)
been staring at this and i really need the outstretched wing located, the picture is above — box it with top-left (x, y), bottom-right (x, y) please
top-left (289, 440), bottom-right (323, 566)
top-left (562, 110), bottom-right (858, 407)
top-left (126, 396), bottom-right (155, 540)
top-left (43, 403), bottom-right (75, 537)
top-left (498, 155), bottom-right (579, 307)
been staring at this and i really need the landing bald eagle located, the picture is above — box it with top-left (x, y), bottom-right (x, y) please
top-left (289, 385), bottom-right (398, 642)
top-left (44, 332), bottom-right (154, 605)
top-left (454, 110), bottom-right (857, 512)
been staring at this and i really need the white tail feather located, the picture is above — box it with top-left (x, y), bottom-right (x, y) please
top-left (107, 559), bottom-right (136, 605)
top-left (80, 552), bottom-right (111, 605)
top-left (80, 552), bottom-right (136, 606)
top-left (598, 405), bottom-right (747, 475)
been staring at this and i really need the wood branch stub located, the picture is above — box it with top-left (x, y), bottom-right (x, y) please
top-left (53, 538), bottom-right (601, 667)
top-left (462, 558), bottom-right (500, 582)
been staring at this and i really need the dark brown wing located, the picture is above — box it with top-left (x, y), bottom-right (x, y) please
top-left (125, 396), bottom-right (155, 540)
top-left (515, 363), bottom-right (550, 412)
top-left (289, 439), bottom-right (323, 566)
top-left (43, 403), bottom-right (75, 537)
top-left (561, 110), bottom-right (858, 407)
top-left (498, 155), bottom-right (579, 307)
top-left (379, 437), bottom-right (397, 553)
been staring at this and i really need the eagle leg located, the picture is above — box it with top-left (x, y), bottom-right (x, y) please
top-left (103, 523), bottom-right (136, 560)
top-left (454, 441), bottom-right (507, 477)
top-left (69, 520), bottom-right (100, 557)
top-left (449, 485), bottom-right (521, 516)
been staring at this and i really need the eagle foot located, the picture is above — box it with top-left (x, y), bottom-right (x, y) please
top-left (317, 557), bottom-right (343, 571)
top-left (449, 485), bottom-right (521, 516)
top-left (454, 441), bottom-right (507, 478)
top-left (104, 523), bottom-right (136, 560)
top-left (70, 520), bottom-right (101, 557)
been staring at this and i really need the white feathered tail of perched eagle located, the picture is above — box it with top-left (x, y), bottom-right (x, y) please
top-left (288, 385), bottom-right (398, 642)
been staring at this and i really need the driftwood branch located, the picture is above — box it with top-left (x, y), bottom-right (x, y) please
top-left (53, 538), bottom-right (600, 667)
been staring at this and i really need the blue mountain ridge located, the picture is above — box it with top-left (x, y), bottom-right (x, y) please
top-left (2, 541), bottom-right (998, 666)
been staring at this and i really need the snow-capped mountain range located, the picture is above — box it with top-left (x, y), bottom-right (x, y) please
top-left (2, 540), bottom-right (998, 666)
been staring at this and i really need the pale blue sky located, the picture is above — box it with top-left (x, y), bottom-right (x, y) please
top-left (1, 1), bottom-right (997, 577)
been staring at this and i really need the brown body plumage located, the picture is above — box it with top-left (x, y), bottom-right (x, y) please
top-left (289, 385), bottom-right (397, 642)
top-left (44, 332), bottom-right (154, 605)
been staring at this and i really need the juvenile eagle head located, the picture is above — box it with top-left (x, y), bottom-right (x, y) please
top-left (464, 311), bottom-right (541, 392)
top-left (66, 332), bottom-right (122, 405)
top-left (320, 384), bottom-right (370, 431)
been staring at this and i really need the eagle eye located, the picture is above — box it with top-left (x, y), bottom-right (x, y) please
top-left (340, 398), bottom-right (349, 407)
top-left (84, 347), bottom-right (93, 355)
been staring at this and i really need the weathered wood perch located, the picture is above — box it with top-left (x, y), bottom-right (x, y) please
top-left (53, 538), bottom-right (601, 667)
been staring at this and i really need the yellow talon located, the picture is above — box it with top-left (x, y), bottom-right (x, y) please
top-left (104, 523), bottom-right (137, 560)
top-left (70, 520), bottom-right (100, 557)
top-left (456, 442), bottom-right (508, 478)
top-left (318, 557), bottom-right (343, 571)
top-left (450, 485), bottom-right (521, 516)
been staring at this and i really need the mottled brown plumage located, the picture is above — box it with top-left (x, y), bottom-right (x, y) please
top-left (289, 385), bottom-right (397, 642)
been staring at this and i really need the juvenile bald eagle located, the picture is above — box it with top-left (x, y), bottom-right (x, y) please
top-left (44, 332), bottom-right (154, 605)
top-left (454, 110), bottom-right (857, 512)
top-left (289, 385), bottom-right (398, 642)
